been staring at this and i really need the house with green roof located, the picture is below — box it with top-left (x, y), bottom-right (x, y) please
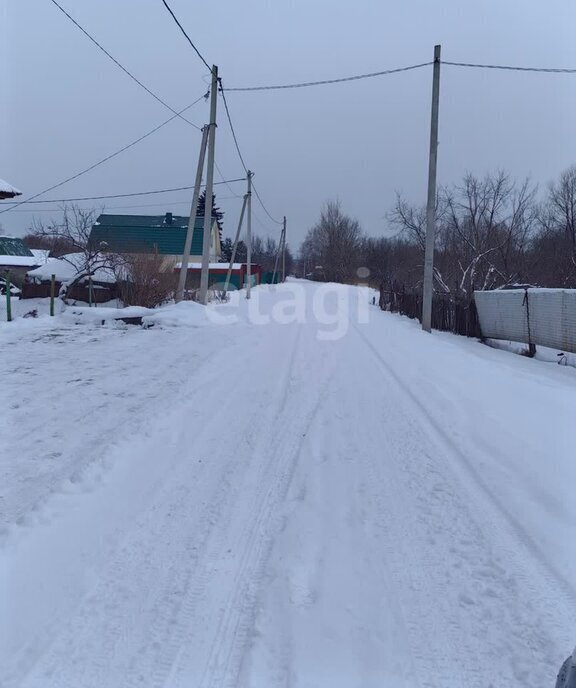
top-left (89, 212), bottom-right (221, 266)
top-left (0, 236), bottom-right (41, 283)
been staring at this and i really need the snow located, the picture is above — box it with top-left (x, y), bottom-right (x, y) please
top-left (59, 302), bottom-right (212, 329)
top-left (29, 249), bottom-right (50, 265)
top-left (0, 255), bottom-right (39, 267)
top-left (27, 253), bottom-right (116, 283)
top-left (141, 300), bottom-right (215, 328)
top-left (0, 282), bottom-right (574, 688)
top-left (0, 178), bottom-right (21, 195)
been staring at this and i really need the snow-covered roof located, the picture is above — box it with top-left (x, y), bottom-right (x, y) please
top-left (30, 249), bottom-right (50, 265)
top-left (0, 236), bottom-right (38, 267)
top-left (27, 253), bottom-right (116, 284)
top-left (0, 255), bottom-right (39, 268)
top-left (0, 178), bottom-right (22, 197)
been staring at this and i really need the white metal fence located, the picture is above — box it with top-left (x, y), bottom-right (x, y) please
top-left (474, 288), bottom-right (576, 353)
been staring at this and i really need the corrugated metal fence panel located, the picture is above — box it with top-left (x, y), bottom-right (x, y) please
top-left (528, 290), bottom-right (576, 352)
top-left (474, 289), bottom-right (576, 353)
top-left (474, 290), bottom-right (530, 343)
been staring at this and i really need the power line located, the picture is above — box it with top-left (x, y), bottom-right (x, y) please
top-left (215, 162), bottom-right (243, 199)
top-left (49, 0), bottom-right (201, 129)
top-left (159, 0), bottom-right (211, 72)
top-left (251, 183), bottom-right (283, 226)
top-left (0, 94), bottom-right (208, 215)
top-left (6, 196), bottom-right (242, 213)
top-left (219, 84), bottom-right (249, 174)
top-left (47, 2), bottom-right (255, 225)
top-left (220, 82), bottom-right (283, 225)
top-left (0, 179), bottom-right (245, 206)
top-left (444, 60), bottom-right (576, 74)
top-left (225, 61), bottom-right (432, 92)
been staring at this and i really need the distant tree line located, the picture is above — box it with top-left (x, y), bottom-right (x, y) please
top-left (299, 165), bottom-right (576, 295)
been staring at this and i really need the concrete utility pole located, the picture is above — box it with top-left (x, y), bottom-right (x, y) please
top-left (223, 192), bottom-right (248, 293)
top-left (281, 216), bottom-right (286, 282)
top-left (246, 170), bottom-right (253, 299)
top-left (176, 125), bottom-right (209, 302)
top-left (199, 65), bottom-right (219, 306)
top-left (422, 44), bottom-right (441, 333)
top-left (271, 223), bottom-right (284, 285)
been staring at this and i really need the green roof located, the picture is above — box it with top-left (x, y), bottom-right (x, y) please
top-left (89, 213), bottom-right (214, 256)
top-left (0, 236), bottom-right (34, 257)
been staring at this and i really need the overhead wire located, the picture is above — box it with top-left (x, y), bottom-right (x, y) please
top-left (49, 0), bottom-right (201, 129)
top-left (443, 61), bottom-right (576, 73)
top-left (159, 0), bottom-right (211, 72)
top-left (0, 179), bottom-right (245, 206)
top-left (225, 61), bottom-right (433, 91)
top-left (6, 196), bottom-right (242, 213)
top-left (152, 0), bottom-right (283, 227)
top-left (48, 0), bottom-right (282, 229)
top-left (224, 59), bottom-right (576, 92)
top-left (38, 4), bottom-right (574, 239)
top-left (220, 82), bottom-right (283, 225)
top-left (0, 93), bottom-right (208, 215)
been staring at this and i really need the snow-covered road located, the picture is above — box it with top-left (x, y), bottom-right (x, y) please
top-left (2, 282), bottom-right (575, 687)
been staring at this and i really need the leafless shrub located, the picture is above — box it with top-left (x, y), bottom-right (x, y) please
top-left (117, 252), bottom-right (176, 309)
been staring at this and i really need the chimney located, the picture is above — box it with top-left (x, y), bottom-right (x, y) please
top-left (165, 212), bottom-right (173, 225)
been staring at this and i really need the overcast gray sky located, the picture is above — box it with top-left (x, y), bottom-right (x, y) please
top-left (2, 0), bottom-right (575, 249)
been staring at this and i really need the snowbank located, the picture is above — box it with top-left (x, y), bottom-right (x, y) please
top-left (141, 301), bottom-right (213, 328)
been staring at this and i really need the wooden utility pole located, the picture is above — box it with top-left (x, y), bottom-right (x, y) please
top-left (422, 45), bottom-right (441, 332)
top-left (176, 125), bottom-right (209, 302)
top-left (246, 170), bottom-right (253, 299)
top-left (199, 65), bottom-right (219, 305)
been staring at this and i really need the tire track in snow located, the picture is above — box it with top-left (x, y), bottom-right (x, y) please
top-left (354, 321), bottom-right (576, 608)
top-left (174, 330), bottom-right (338, 688)
top-left (16, 324), bottom-right (337, 688)
top-left (352, 321), bottom-right (576, 686)
top-left (7, 328), bottom-right (276, 688)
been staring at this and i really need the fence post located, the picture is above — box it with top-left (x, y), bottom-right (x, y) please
top-left (5, 271), bottom-right (12, 322)
top-left (50, 274), bottom-right (56, 316)
top-left (523, 288), bottom-right (536, 357)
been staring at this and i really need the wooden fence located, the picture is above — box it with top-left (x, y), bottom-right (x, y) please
top-left (379, 287), bottom-right (481, 338)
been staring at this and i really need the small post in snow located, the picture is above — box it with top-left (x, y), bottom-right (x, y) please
top-left (5, 271), bottom-right (12, 322)
top-left (50, 274), bottom-right (56, 316)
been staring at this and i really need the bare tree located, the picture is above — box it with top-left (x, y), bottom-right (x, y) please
top-left (29, 204), bottom-right (113, 302)
top-left (537, 166), bottom-right (576, 285)
top-left (300, 201), bottom-right (363, 283)
top-left (390, 172), bottom-right (538, 296)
